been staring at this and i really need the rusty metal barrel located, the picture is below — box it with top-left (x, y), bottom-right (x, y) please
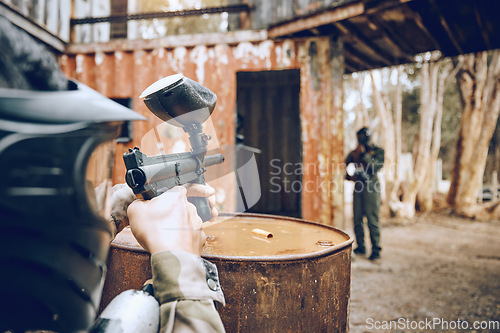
top-left (100, 213), bottom-right (353, 332)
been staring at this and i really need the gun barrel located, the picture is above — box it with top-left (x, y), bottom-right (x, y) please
top-left (125, 150), bottom-right (225, 203)
top-left (142, 158), bottom-right (198, 184)
top-left (130, 154), bottom-right (223, 188)
top-left (204, 154), bottom-right (224, 167)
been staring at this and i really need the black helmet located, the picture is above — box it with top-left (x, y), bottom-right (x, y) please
top-left (0, 80), bottom-right (144, 331)
top-left (356, 127), bottom-right (371, 146)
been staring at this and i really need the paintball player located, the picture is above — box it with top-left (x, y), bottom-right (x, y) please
top-left (0, 14), bottom-right (225, 332)
top-left (345, 127), bottom-right (385, 261)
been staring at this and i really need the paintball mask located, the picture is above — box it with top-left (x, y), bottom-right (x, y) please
top-left (0, 80), bottom-right (144, 332)
top-left (356, 127), bottom-right (371, 146)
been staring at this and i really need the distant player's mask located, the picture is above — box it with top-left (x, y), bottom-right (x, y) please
top-left (356, 127), bottom-right (371, 146)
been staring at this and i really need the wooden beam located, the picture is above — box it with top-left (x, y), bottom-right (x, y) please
top-left (407, 9), bottom-right (442, 53)
top-left (334, 21), bottom-right (393, 67)
top-left (309, 28), bottom-right (321, 36)
top-left (344, 61), bottom-right (358, 73)
top-left (268, 2), bottom-right (364, 38)
top-left (427, 0), bottom-right (462, 54)
top-left (110, 0), bottom-right (128, 40)
top-left (473, 1), bottom-right (491, 50)
top-left (0, 1), bottom-right (66, 52)
top-left (66, 29), bottom-right (268, 54)
top-left (344, 44), bottom-right (379, 70)
top-left (367, 15), bottom-right (414, 61)
top-left (364, 0), bottom-right (417, 16)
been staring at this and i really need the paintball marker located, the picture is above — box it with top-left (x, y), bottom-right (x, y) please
top-left (123, 74), bottom-right (224, 222)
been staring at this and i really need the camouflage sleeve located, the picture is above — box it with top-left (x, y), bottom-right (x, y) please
top-left (151, 250), bottom-right (226, 333)
top-left (361, 146), bottom-right (385, 175)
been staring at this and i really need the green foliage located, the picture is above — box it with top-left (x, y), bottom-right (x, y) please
top-left (401, 80), bottom-right (420, 153)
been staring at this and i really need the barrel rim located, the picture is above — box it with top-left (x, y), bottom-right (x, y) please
top-left (201, 212), bottom-right (353, 262)
top-left (110, 212), bottom-right (354, 261)
top-left (110, 227), bottom-right (149, 253)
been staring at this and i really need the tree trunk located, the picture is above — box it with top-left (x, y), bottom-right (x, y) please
top-left (417, 59), bottom-right (461, 212)
top-left (354, 73), bottom-right (369, 130)
top-left (447, 50), bottom-right (500, 220)
top-left (370, 70), bottom-right (396, 211)
top-left (417, 94), bottom-right (442, 212)
top-left (399, 61), bottom-right (438, 217)
top-left (370, 64), bottom-right (438, 219)
top-left (416, 61), bottom-right (439, 212)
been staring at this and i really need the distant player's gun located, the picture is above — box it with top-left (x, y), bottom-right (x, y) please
top-left (123, 74), bottom-right (224, 222)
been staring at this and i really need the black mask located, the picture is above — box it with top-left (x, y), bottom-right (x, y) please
top-left (0, 81), bottom-right (144, 332)
top-left (356, 127), bottom-right (371, 146)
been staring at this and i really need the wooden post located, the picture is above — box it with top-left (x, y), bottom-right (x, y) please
top-left (111, 0), bottom-right (128, 39)
top-left (329, 34), bottom-right (345, 229)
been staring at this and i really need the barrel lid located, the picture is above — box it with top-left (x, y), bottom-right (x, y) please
top-left (110, 214), bottom-right (353, 261)
top-left (202, 213), bottom-right (353, 262)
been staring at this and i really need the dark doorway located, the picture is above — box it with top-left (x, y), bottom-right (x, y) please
top-left (112, 98), bottom-right (133, 143)
top-left (236, 69), bottom-right (302, 218)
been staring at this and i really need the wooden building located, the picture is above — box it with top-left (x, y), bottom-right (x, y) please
top-left (1, 0), bottom-right (499, 227)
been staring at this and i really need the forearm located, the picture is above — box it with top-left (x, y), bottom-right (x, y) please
top-left (151, 250), bottom-right (225, 333)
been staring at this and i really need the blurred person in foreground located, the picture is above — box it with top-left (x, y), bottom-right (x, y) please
top-left (345, 127), bottom-right (385, 261)
top-left (0, 14), bottom-right (225, 332)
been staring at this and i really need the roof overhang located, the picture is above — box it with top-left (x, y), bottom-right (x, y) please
top-left (268, 0), bottom-right (500, 73)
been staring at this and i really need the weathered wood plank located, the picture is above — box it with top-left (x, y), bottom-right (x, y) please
top-left (66, 29), bottom-right (268, 54)
top-left (72, 0), bottom-right (110, 44)
top-left (268, 2), bottom-right (364, 38)
top-left (0, 0), bottom-right (66, 51)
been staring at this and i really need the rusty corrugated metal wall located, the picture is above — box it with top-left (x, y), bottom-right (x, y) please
top-left (60, 31), bottom-right (345, 227)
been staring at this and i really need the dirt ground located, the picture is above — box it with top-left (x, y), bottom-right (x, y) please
top-left (344, 206), bottom-right (500, 332)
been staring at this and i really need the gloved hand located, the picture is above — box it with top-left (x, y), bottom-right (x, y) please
top-left (360, 146), bottom-right (376, 164)
top-left (354, 169), bottom-right (369, 182)
top-left (109, 183), bottom-right (218, 241)
top-left (110, 183), bottom-right (136, 234)
top-left (127, 185), bottom-right (217, 256)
